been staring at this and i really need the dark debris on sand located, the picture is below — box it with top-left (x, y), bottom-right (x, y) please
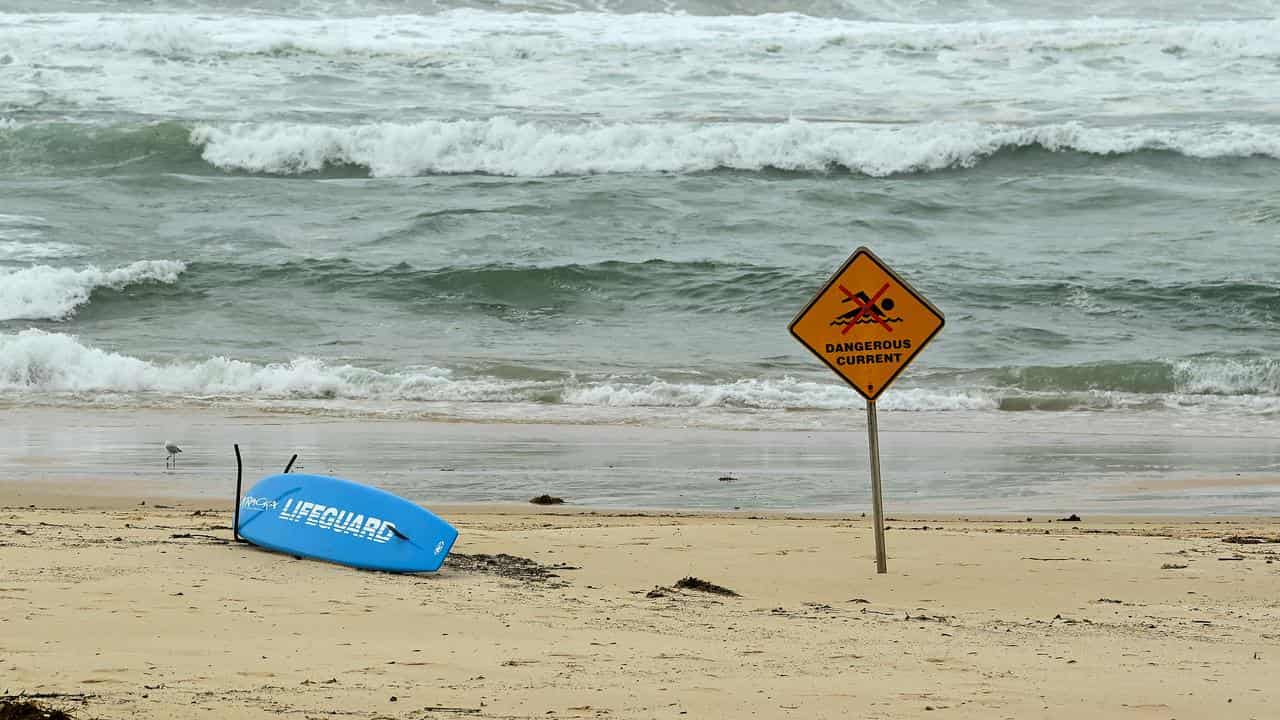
top-left (1223, 535), bottom-right (1280, 544)
top-left (445, 553), bottom-right (578, 583)
top-left (673, 576), bottom-right (740, 597)
top-left (0, 699), bottom-right (77, 720)
top-left (646, 577), bottom-right (741, 599)
top-left (529, 495), bottom-right (565, 505)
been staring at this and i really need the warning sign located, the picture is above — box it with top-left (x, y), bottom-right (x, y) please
top-left (789, 247), bottom-right (944, 401)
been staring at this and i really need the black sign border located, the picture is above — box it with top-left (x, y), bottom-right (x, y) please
top-left (788, 246), bottom-right (946, 402)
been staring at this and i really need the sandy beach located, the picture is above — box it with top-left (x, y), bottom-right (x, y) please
top-left (3, 489), bottom-right (1278, 720)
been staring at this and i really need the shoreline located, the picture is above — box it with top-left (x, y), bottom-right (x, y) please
top-left (5, 406), bottom-right (1280, 516)
top-left (4, 480), bottom-right (1278, 524)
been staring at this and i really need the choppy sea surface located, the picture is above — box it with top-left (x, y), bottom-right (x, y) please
top-left (2, 0), bottom-right (1278, 511)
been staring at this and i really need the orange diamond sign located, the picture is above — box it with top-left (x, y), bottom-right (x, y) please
top-left (789, 247), bottom-right (944, 401)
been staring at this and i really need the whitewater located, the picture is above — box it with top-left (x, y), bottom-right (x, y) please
top-left (187, 119), bottom-right (1280, 177)
top-left (0, 261), bottom-right (186, 321)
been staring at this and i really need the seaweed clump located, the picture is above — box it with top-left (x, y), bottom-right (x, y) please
top-left (674, 576), bottom-right (739, 597)
top-left (0, 699), bottom-right (76, 720)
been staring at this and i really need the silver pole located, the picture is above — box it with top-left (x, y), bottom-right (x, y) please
top-left (866, 399), bottom-right (887, 573)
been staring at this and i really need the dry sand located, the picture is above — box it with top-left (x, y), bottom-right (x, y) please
top-left (2, 492), bottom-right (1279, 720)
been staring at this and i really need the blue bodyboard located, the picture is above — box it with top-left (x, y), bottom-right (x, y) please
top-left (237, 473), bottom-right (458, 573)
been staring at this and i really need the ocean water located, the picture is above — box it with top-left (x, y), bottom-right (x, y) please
top-left (2, 0), bottom-right (1279, 510)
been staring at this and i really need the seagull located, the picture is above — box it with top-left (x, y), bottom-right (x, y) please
top-left (164, 440), bottom-right (182, 469)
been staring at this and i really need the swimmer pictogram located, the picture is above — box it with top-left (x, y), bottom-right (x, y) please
top-left (832, 282), bottom-right (903, 333)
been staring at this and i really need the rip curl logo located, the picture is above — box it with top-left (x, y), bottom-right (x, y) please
top-left (434, 540), bottom-right (445, 556)
top-left (240, 496), bottom-right (279, 511)
top-left (276, 498), bottom-right (399, 544)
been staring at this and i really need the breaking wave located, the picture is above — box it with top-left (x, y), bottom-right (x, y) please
top-left (0, 330), bottom-right (894, 406)
top-left (0, 261), bottom-right (187, 321)
top-left (190, 119), bottom-right (1280, 177)
top-left (5, 119), bottom-right (1278, 177)
top-left (987, 358), bottom-right (1280, 397)
top-left (1, 331), bottom-right (1277, 416)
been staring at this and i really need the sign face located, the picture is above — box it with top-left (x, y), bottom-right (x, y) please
top-left (789, 247), bottom-right (944, 401)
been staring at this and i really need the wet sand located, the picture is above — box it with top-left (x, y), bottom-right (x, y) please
top-left (2, 495), bottom-right (1279, 720)
top-left (5, 405), bottom-right (1280, 515)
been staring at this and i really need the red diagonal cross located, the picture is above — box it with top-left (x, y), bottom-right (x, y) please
top-left (837, 282), bottom-right (893, 334)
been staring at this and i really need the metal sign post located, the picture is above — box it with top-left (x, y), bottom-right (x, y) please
top-left (866, 400), bottom-right (887, 573)
top-left (788, 247), bottom-right (944, 574)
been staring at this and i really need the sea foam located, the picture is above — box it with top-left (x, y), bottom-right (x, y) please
top-left (1173, 357), bottom-right (1280, 396)
top-left (0, 260), bottom-right (186, 321)
top-left (8, 13), bottom-right (1280, 149)
top-left (20, 13), bottom-right (1280, 59)
top-left (0, 242), bottom-right (84, 261)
